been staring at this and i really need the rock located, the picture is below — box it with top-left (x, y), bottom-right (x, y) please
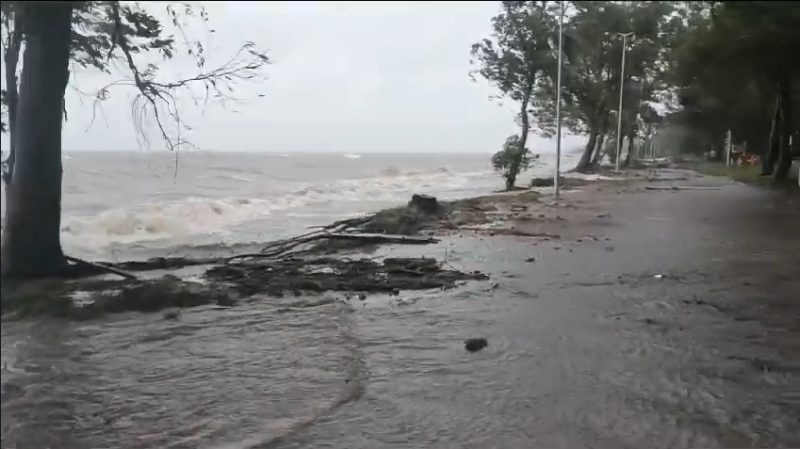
top-left (358, 293), bottom-right (367, 301)
top-left (464, 338), bottom-right (488, 352)
top-left (530, 177), bottom-right (554, 187)
top-left (525, 257), bottom-right (536, 263)
top-left (408, 194), bottom-right (439, 214)
top-left (163, 310), bottom-right (180, 320)
top-left (216, 296), bottom-right (237, 307)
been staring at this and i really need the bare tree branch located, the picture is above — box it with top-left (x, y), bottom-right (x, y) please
top-left (103, 1), bottom-right (269, 152)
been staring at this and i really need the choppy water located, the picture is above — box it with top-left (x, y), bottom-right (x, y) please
top-left (2, 150), bottom-right (581, 260)
top-left (3, 164), bottom-right (799, 448)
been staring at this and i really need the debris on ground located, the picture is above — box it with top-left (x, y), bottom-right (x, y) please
top-left (464, 338), bottom-right (489, 352)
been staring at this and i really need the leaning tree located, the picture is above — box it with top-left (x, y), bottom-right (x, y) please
top-left (471, 1), bottom-right (557, 190)
top-left (0, 2), bottom-right (269, 277)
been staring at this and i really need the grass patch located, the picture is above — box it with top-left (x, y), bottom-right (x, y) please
top-left (690, 162), bottom-right (769, 185)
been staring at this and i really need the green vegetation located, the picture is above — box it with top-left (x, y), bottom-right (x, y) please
top-left (669, 2), bottom-right (799, 182)
top-left (690, 163), bottom-right (766, 184)
top-left (471, 2), bottom-right (556, 188)
top-left (473, 1), bottom-right (798, 182)
top-left (491, 135), bottom-right (538, 191)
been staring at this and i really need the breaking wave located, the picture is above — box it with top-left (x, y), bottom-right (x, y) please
top-left (59, 166), bottom-right (496, 256)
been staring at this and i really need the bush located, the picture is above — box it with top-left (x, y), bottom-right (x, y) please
top-left (491, 135), bottom-right (538, 190)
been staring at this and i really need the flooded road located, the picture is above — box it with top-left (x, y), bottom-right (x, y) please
top-left (3, 172), bottom-right (799, 448)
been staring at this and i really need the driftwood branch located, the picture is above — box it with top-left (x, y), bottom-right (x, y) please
top-left (644, 186), bottom-right (722, 191)
top-left (459, 227), bottom-right (561, 239)
top-left (65, 256), bottom-right (139, 280)
top-left (228, 233), bottom-right (439, 263)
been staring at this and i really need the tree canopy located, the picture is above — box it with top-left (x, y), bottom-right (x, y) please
top-left (472, 1), bottom-right (799, 181)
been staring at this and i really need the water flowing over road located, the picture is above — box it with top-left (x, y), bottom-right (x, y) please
top-left (3, 172), bottom-right (799, 448)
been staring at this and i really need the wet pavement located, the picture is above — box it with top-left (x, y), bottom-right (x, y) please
top-left (2, 170), bottom-right (799, 448)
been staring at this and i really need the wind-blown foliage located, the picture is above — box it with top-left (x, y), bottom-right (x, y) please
top-left (471, 1), bottom-right (556, 187)
top-left (492, 134), bottom-right (538, 191)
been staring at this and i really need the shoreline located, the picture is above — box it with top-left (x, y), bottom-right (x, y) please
top-left (1, 165), bottom-right (794, 320)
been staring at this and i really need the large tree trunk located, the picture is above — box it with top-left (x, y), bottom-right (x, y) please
top-left (2, 13), bottom-right (23, 185)
top-left (774, 78), bottom-right (794, 182)
top-left (591, 133), bottom-right (606, 166)
top-left (590, 111), bottom-right (611, 167)
top-left (576, 131), bottom-right (598, 173)
top-left (1, 3), bottom-right (73, 278)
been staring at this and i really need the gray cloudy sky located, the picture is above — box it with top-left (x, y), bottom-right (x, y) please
top-left (23, 1), bottom-right (585, 153)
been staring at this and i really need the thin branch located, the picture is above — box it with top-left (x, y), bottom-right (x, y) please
top-left (104, 2), bottom-right (269, 152)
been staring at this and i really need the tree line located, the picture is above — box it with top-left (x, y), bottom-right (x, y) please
top-left (472, 1), bottom-right (799, 189)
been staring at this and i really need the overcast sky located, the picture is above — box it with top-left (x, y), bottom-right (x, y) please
top-left (6, 1), bottom-right (585, 154)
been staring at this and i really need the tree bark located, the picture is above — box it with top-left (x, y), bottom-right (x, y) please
top-left (576, 131), bottom-right (598, 172)
top-left (1, 3), bottom-right (73, 278)
top-left (761, 94), bottom-right (781, 176)
top-left (592, 133), bottom-right (606, 166)
top-left (774, 78), bottom-right (794, 182)
top-left (508, 89), bottom-right (532, 190)
top-left (1, 12), bottom-right (23, 185)
top-left (623, 133), bottom-right (635, 167)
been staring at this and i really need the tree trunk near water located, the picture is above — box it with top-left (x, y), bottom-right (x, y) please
top-left (762, 94), bottom-right (781, 176)
top-left (623, 133), bottom-right (635, 167)
top-left (505, 89), bottom-right (532, 190)
top-left (513, 93), bottom-right (532, 189)
top-left (774, 78), bottom-right (794, 182)
top-left (591, 133), bottom-right (606, 166)
top-left (1, 4), bottom-right (73, 278)
top-left (576, 131), bottom-right (598, 172)
top-left (2, 13), bottom-right (23, 185)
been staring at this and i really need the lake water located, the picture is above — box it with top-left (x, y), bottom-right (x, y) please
top-left (2, 149), bottom-right (582, 260)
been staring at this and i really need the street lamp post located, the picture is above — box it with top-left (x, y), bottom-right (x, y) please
top-left (554, 1), bottom-right (565, 199)
top-left (615, 32), bottom-right (633, 172)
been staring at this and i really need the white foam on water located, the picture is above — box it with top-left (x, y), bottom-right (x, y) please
top-left (53, 149), bottom-right (585, 257)
top-left (563, 172), bottom-right (624, 181)
top-left (61, 197), bottom-right (280, 250)
top-left (58, 166), bottom-right (497, 255)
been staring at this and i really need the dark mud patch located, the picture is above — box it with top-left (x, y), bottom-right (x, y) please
top-left (2, 257), bottom-right (488, 320)
top-left (1, 275), bottom-right (240, 320)
top-left (206, 256), bottom-right (488, 297)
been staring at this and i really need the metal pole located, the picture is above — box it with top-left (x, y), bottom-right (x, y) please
top-left (725, 129), bottom-right (732, 166)
top-left (615, 32), bottom-right (632, 172)
top-left (554, 1), bottom-right (564, 199)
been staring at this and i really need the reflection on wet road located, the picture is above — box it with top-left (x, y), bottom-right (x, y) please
top-left (3, 176), bottom-right (799, 448)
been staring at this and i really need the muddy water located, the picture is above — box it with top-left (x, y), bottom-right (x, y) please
top-left (2, 301), bottom-right (364, 449)
top-left (3, 174), bottom-right (799, 448)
